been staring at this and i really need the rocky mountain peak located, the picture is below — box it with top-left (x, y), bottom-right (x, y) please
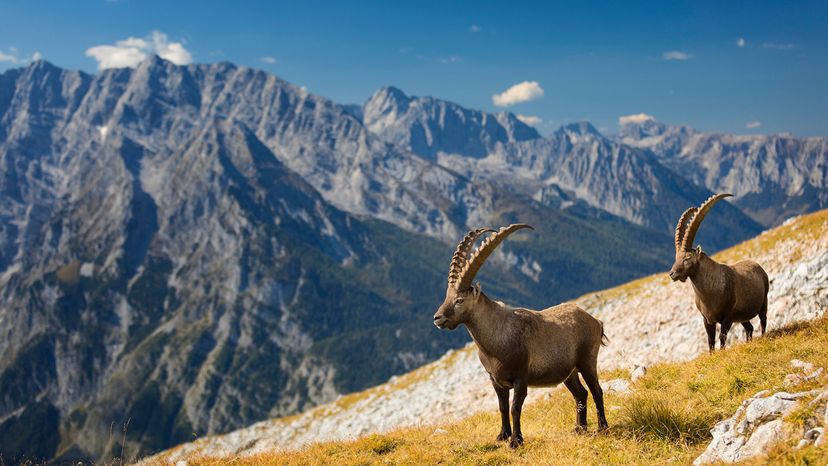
top-left (618, 114), bottom-right (669, 140)
top-left (365, 85), bottom-right (411, 113)
top-left (556, 121), bottom-right (604, 140)
top-left (362, 86), bottom-right (539, 159)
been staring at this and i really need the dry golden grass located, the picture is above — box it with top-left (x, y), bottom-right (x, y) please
top-left (160, 315), bottom-right (828, 466)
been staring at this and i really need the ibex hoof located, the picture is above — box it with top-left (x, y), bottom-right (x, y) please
top-left (496, 431), bottom-right (511, 442)
top-left (509, 436), bottom-right (523, 449)
top-left (573, 425), bottom-right (587, 434)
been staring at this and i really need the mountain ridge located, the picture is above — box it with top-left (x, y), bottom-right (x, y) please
top-left (0, 58), bottom-right (726, 462)
top-left (618, 115), bottom-right (828, 226)
top-left (0, 57), bottom-right (824, 462)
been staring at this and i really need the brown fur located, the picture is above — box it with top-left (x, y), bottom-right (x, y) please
top-left (669, 194), bottom-right (770, 351)
top-left (434, 226), bottom-right (608, 448)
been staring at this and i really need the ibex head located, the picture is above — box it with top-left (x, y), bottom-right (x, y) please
top-left (669, 193), bottom-right (732, 282)
top-left (433, 224), bottom-right (533, 330)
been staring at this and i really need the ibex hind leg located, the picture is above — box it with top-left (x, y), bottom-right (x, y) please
top-left (578, 364), bottom-right (608, 431)
top-left (562, 373), bottom-right (589, 433)
top-left (741, 321), bottom-right (754, 342)
top-left (759, 297), bottom-right (768, 336)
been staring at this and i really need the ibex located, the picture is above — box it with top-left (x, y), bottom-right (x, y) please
top-left (433, 224), bottom-right (608, 449)
top-left (669, 193), bottom-right (769, 351)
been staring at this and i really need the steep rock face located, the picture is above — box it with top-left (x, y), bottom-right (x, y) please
top-left (0, 59), bottom-right (477, 462)
top-left (362, 86), bottom-right (540, 159)
top-left (437, 121), bottom-right (761, 250)
top-left (0, 103), bottom-right (458, 460)
top-left (361, 90), bottom-right (762, 248)
top-left (619, 117), bottom-right (828, 226)
top-left (0, 59), bottom-right (686, 462)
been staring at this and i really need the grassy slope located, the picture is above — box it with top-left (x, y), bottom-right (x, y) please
top-left (150, 210), bottom-right (828, 465)
top-left (165, 316), bottom-right (828, 465)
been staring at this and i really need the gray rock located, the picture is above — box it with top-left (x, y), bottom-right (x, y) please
top-left (803, 427), bottom-right (823, 441)
top-left (744, 393), bottom-right (797, 426)
top-left (784, 373), bottom-right (804, 387)
top-left (695, 391), bottom-right (805, 464)
top-left (790, 359), bottom-right (815, 373)
top-left (603, 378), bottom-right (632, 395)
top-left (631, 365), bottom-right (647, 382)
top-left (740, 419), bottom-right (788, 458)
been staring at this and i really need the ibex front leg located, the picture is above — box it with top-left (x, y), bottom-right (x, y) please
top-left (719, 317), bottom-right (734, 350)
top-left (492, 380), bottom-right (511, 442)
top-left (509, 379), bottom-right (527, 449)
top-left (704, 321), bottom-right (716, 353)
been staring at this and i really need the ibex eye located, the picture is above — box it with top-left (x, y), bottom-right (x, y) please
top-left (455, 298), bottom-right (464, 304)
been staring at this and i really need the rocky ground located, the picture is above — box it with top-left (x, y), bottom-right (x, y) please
top-left (694, 359), bottom-right (828, 464)
top-left (142, 210), bottom-right (828, 463)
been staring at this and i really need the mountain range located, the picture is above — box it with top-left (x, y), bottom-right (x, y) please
top-left (0, 57), bottom-right (824, 462)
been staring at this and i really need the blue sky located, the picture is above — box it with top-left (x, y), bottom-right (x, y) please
top-left (2, 0), bottom-right (827, 136)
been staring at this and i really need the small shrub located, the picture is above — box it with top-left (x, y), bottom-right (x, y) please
top-left (360, 435), bottom-right (401, 455)
top-left (727, 374), bottom-right (750, 396)
top-left (621, 397), bottom-right (713, 444)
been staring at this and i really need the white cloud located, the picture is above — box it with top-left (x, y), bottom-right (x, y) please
top-left (259, 56), bottom-right (277, 64)
top-left (470, 24), bottom-right (481, 33)
top-left (662, 50), bottom-right (692, 61)
top-left (85, 30), bottom-right (193, 70)
top-left (492, 81), bottom-right (544, 106)
top-left (516, 114), bottom-right (541, 126)
top-left (0, 48), bottom-right (43, 64)
top-left (736, 37), bottom-right (746, 48)
top-left (746, 120), bottom-right (762, 129)
top-left (618, 113), bottom-right (656, 125)
top-left (762, 42), bottom-right (795, 50)
top-left (0, 51), bottom-right (17, 63)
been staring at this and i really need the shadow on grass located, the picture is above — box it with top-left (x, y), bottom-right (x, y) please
top-left (764, 319), bottom-right (815, 340)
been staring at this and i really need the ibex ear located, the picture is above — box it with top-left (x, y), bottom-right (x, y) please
top-left (696, 245), bottom-right (703, 255)
top-left (472, 283), bottom-right (481, 297)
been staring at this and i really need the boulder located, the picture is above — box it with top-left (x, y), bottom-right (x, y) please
top-left (694, 391), bottom-right (803, 464)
